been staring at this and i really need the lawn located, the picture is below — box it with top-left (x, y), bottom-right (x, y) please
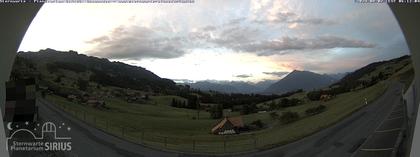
top-left (44, 79), bottom-right (389, 153)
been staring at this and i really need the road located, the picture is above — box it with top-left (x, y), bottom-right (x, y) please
top-left (233, 82), bottom-right (404, 157)
top-left (30, 82), bottom-right (402, 157)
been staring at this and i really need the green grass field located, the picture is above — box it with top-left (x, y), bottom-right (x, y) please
top-left (45, 78), bottom-right (390, 153)
top-left (42, 57), bottom-right (414, 153)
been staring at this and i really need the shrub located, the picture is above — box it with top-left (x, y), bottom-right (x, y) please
top-left (269, 112), bottom-right (279, 120)
top-left (307, 91), bottom-right (322, 101)
top-left (279, 111), bottom-right (300, 124)
top-left (251, 119), bottom-right (265, 129)
top-left (305, 105), bottom-right (327, 116)
top-left (279, 98), bottom-right (301, 108)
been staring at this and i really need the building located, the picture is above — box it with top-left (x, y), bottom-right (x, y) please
top-left (211, 116), bottom-right (244, 135)
top-left (320, 94), bottom-right (332, 102)
top-left (4, 78), bottom-right (38, 122)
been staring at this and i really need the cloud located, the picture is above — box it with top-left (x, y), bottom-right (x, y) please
top-left (234, 74), bottom-right (253, 78)
top-left (225, 17), bottom-right (247, 26)
top-left (251, 0), bottom-right (337, 27)
top-left (264, 12), bottom-right (337, 25)
top-left (87, 25), bottom-right (187, 60)
top-left (263, 71), bottom-right (289, 77)
top-left (235, 35), bottom-right (375, 56)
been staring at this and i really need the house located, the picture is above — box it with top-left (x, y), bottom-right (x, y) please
top-left (67, 95), bottom-right (78, 102)
top-left (87, 99), bottom-right (106, 108)
top-left (211, 116), bottom-right (244, 135)
top-left (320, 94), bottom-right (332, 102)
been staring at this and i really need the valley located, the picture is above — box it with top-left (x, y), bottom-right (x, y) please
top-left (9, 49), bottom-right (414, 154)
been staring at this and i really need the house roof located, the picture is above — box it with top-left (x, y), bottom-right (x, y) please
top-left (211, 116), bottom-right (244, 133)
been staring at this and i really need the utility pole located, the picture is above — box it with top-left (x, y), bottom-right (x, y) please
top-left (196, 95), bottom-right (200, 120)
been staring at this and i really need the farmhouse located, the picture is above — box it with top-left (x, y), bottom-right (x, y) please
top-left (211, 116), bottom-right (244, 135)
top-left (67, 95), bottom-right (78, 102)
top-left (320, 94), bottom-right (332, 102)
top-left (87, 99), bottom-right (106, 108)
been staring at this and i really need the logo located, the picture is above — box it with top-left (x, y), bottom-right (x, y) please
top-left (6, 121), bottom-right (72, 152)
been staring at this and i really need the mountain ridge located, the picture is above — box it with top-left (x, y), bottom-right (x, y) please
top-left (16, 48), bottom-right (177, 91)
top-left (264, 70), bottom-right (337, 94)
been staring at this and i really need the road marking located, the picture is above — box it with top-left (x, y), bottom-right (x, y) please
top-left (375, 128), bottom-right (401, 133)
top-left (390, 110), bottom-right (403, 114)
top-left (386, 116), bottom-right (404, 121)
top-left (360, 148), bottom-right (394, 151)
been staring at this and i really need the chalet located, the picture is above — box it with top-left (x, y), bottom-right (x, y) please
top-left (67, 95), bottom-right (78, 102)
top-left (87, 99), bottom-right (106, 108)
top-left (211, 116), bottom-right (244, 135)
top-left (320, 94), bottom-right (332, 102)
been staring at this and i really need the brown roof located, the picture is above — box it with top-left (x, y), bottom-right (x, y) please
top-left (211, 116), bottom-right (244, 133)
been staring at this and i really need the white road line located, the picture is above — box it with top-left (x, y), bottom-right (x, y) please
top-left (375, 128), bottom-right (401, 133)
top-left (386, 116), bottom-right (404, 121)
top-left (360, 148), bottom-right (394, 151)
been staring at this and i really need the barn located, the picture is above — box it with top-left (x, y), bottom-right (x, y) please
top-left (211, 116), bottom-right (244, 135)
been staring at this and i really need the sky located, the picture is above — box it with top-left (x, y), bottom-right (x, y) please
top-left (18, 0), bottom-right (409, 82)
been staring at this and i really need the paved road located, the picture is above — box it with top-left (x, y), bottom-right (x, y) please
top-left (233, 82), bottom-right (403, 157)
top-left (33, 82), bottom-right (402, 157)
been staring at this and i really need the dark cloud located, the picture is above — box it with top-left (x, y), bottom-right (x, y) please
top-left (263, 71), bottom-right (290, 77)
top-left (87, 15), bottom-right (373, 60)
top-left (87, 25), bottom-right (187, 60)
top-left (190, 22), bottom-right (376, 56)
top-left (211, 26), bottom-right (261, 47)
top-left (255, 12), bottom-right (336, 25)
top-left (202, 25), bottom-right (218, 31)
top-left (225, 17), bottom-right (246, 26)
top-left (234, 74), bottom-right (253, 78)
top-left (235, 35), bottom-right (375, 56)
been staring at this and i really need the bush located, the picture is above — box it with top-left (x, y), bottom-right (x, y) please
top-left (279, 98), bottom-right (301, 108)
top-left (269, 112), bottom-right (279, 120)
top-left (307, 91), bottom-right (322, 101)
top-left (279, 111), bottom-right (300, 124)
top-left (241, 104), bottom-right (257, 115)
top-left (251, 119), bottom-right (265, 129)
top-left (305, 105), bottom-right (327, 116)
top-left (77, 79), bottom-right (89, 91)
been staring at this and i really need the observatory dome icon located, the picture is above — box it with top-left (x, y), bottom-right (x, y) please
top-left (42, 122), bottom-right (57, 138)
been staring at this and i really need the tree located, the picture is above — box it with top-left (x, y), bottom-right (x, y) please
top-left (171, 98), bottom-right (176, 107)
top-left (209, 104), bottom-right (223, 119)
top-left (241, 104), bottom-right (257, 115)
top-left (269, 112), bottom-right (279, 120)
top-left (305, 105), bottom-right (327, 116)
top-left (307, 91), bottom-right (322, 101)
top-left (268, 100), bottom-right (277, 110)
top-left (54, 76), bottom-right (62, 83)
top-left (251, 119), bottom-right (264, 129)
top-left (77, 79), bottom-right (89, 91)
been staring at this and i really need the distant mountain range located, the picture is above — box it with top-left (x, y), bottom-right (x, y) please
top-left (184, 71), bottom-right (344, 94)
top-left (263, 70), bottom-right (337, 94)
top-left (183, 80), bottom-right (276, 94)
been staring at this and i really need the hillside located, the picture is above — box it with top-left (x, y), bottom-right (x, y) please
top-left (264, 70), bottom-right (337, 94)
top-left (332, 55), bottom-right (411, 91)
top-left (13, 49), bottom-right (177, 91)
